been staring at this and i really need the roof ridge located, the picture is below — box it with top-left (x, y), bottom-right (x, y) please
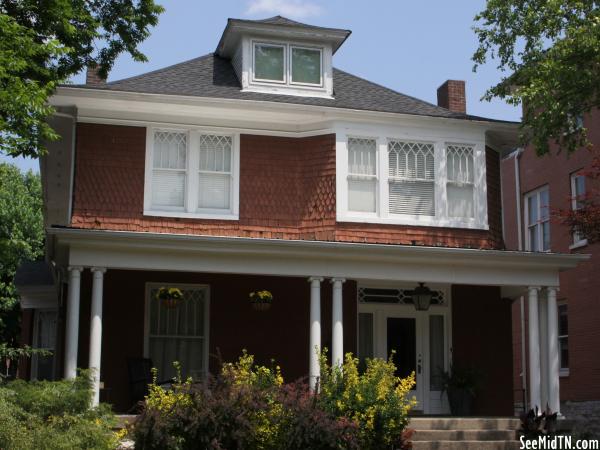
top-left (332, 67), bottom-right (464, 117)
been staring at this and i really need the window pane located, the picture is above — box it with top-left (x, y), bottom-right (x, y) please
top-left (389, 180), bottom-right (435, 216)
top-left (542, 221), bottom-right (551, 251)
top-left (528, 195), bottom-right (538, 224)
top-left (429, 315), bottom-right (445, 391)
top-left (199, 135), bottom-right (232, 172)
top-left (446, 145), bottom-right (474, 183)
top-left (152, 171), bottom-right (185, 207)
top-left (254, 44), bottom-right (284, 81)
top-left (291, 47), bottom-right (321, 84)
top-left (348, 138), bottom-right (376, 175)
top-left (154, 131), bottom-right (187, 169)
top-left (559, 304), bottom-right (568, 335)
top-left (540, 189), bottom-right (549, 220)
top-left (447, 184), bottom-right (474, 218)
top-left (348, 180), bottom-right (376, 212)
top-left (559, 337), bottom-right (569, 369)
top-left (529, 225), bottom-right (539, 251)
top-left (389, 141), bottom-right (435, 180)
top-left (199, 173), bottom-right (230, 209)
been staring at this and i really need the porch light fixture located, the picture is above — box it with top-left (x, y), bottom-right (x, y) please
top-left (410, 282), bottom-right (433, 311)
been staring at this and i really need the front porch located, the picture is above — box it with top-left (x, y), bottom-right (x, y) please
top-left (41, 228), bottom-right (586, 415)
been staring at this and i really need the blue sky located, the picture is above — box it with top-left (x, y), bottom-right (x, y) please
top-left (2, 0), bottom-right (520, 173)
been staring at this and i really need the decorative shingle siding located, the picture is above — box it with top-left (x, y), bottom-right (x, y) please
top-left (71, 123), bottom-right (504, 249)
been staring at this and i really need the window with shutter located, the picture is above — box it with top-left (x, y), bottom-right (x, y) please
top-left (198, 134), bottom-right (232, 210)
top-left (152, 131), bottom-right (187, 209)
top-left (388, 141), bottom-right (435, 216)
top-left (347, 137), bottom-right (377, 212)
top-left (446, 144), bottom-right (475, 218)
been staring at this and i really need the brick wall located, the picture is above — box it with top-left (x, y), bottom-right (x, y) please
top-left (503, 109), bottom-right (600, 403)
top-left (71, 123), bottom-right (504, 249)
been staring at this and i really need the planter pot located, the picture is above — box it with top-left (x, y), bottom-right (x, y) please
top-left (447, 388), bottom-right (474, 416)
top-left (162, 297), bottom-right (182, 309)
top-left (251, 301), bottom-right (272, 311)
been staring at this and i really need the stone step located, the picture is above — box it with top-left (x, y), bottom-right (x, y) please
top-left (409, 417), bottom-right (521, 430)
top-left (412, 440), bottom-right (520, 450)
top-left (412, 429), bottom-right (518, 441)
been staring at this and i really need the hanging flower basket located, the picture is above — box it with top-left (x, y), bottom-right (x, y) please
top-left (249, 290), bottom-right (273, 311)
top-left (156, 287), bottom-right (184, 309)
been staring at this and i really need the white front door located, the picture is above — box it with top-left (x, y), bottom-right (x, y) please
top-left (357, 285), bottom-right (451, 414)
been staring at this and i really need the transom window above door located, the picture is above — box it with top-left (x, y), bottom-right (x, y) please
top-left (144, 128), bottom-right (240, 220)
top-left (340, 133), bottom-right (488, 230)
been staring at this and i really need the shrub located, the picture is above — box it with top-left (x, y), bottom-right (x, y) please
top-left (317, 351), bottom-right (417, 450)
top-left (0, 372), bottom-right (118, 450)
top-left (133, 351), bottom-right (416, 450)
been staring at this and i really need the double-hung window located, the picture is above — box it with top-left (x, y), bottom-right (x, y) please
top-left (388, 141), bottom-right (435, 216)
top-left (570, 172), bottom-right (586, 246)
top-left (446, 145), bottom-right (475, 218)
top-left (145, 128), bottom-right (239, 219)
top-left (347, 138), bottom-right (377, 213)
top-left (525, 187), bottom-right (550, 251)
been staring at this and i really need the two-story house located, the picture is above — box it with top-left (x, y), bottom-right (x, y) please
top-left (18, 16), bottom-right (586, 415)
top-left (503, 110), bottom-right (600, 433)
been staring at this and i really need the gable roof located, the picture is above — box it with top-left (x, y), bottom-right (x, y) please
top-left (69, 53), bottom-right (513, 123)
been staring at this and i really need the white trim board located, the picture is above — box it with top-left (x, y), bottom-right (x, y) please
top-left (48, 228), bottom-right (588, 290)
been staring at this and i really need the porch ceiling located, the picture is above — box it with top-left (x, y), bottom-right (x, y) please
top-left (48, 227), bottom-right (588, 290)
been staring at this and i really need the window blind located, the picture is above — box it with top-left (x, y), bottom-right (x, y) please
top-left (152, 131), bottom-right (187, 208)
top-left (347, 137), bottom-right (377, 212)
top-left (198, 134), bottom-right (232, 210)
top-left (388, 141), bottom-right (435, 216)
top-left (446, 145), bottom-right (474, 218)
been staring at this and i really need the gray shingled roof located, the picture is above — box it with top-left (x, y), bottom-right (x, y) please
top-left (69, 53), bottom-right (513, 123)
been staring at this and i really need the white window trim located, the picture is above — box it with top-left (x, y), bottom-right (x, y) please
top-left (337, 131), bottom-right (488, 230)
top-left (143, 282), bottom-right (210, 379)
top-left (289, 44), bottom-right (324, 88)
top-left (144, 127), bottom-right (240, 220)
top-left (346, 134), bottom-right (379, 216)
top-left (570, 172), bottom-right (587, 248)
top-left (524, 186), bottom-right (550, 252)
top-left (252, 42), bottom-right (287, 84)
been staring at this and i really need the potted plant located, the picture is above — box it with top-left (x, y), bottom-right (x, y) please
top-left (249, 290), bottom-right (273, 311)
top-left (156, 287), bottom-right (184, 309)
top-left (441, 366), bottom-right (479, 416)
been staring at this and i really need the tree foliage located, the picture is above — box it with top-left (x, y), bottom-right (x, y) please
top-left (0, 163), bottom-right (44, 346)
top-left (473, 0), bottom-right (600, 156)
top-left (0, 0), bottom-right (164, 158)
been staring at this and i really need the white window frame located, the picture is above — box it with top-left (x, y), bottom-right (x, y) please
top-left (336, 130), bottom-right (488, 230)
top-left (31, 308), bottom-right (58, 381)
top-left (346, 135), bottom-right (379, 216)
top-left (289, 45), bottom-right (324, 88)
top-left (570, 171), bottom-right (587, 249)
top-left (524, 186), bottom-right (550, 252)
top-left (252, 42), bottom-right (287, 84)
top-left (144, 127), bottom-right (240, 220)
top-left (143, 282), bottom-right (210, 379)
top-left (558, 302), bottom-right (569, 377)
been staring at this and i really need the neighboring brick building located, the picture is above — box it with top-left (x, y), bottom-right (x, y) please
top-left (502, 110), bottom-right (600, 433)
top-left (17, 15), bottom-right (586, 419)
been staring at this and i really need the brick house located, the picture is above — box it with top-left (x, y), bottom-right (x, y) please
top-left (18, 16), bottom-right (586, 415)
top-left (502, 110), bottom-right (600, 429)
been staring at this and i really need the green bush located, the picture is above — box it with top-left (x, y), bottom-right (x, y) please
top-left (0, 371), bottom-right (118, 450)
top-left (132, 350), bottom-right (416, 450)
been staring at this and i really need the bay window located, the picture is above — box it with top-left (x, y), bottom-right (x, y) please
top-left (340, 135), bottom-right (487, 228)
top-left (145, 128), bottom-right (239, 220)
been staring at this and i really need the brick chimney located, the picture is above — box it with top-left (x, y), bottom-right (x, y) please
top-left (437, 80), bottom-right (466, 113)
top-left (86, 65), bottom-right (106, 86)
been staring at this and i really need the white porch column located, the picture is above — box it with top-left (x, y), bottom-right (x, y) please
top-left (539, 294), bottom-right (549, 410)
top-left (64, 266), bottom-right (83, 379)
top-left (89, 267), bottom-right (106, 407)
top-left (528, 286), bottom-right (542, 412)
top-left (547, 286), bottom-right (561, 415)
top-left (331, 278), bottom-right (345, 368)
top-left (308, 277), bottom-right (323, 391)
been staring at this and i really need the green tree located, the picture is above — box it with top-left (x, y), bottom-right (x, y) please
top-left (473, 0), bottom-right (600, 155)
top-left (0, 163), bottom-right (44, 346)
top-left (0, 0), bottom-right (164, 158)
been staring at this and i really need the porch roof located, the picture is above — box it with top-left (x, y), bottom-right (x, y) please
top-left (48, 227), bottom-right (589, 294)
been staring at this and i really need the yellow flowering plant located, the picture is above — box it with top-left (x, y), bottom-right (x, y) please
top-left (249, 290), bottom-right (273, 303)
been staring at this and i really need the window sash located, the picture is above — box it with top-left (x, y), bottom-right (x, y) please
top-left (525, 188), bottom-right (550, 251)
top-left (571, 173), bottom-right (586, 244)
top-left (253, 43), bottom-right (286, 83)
top-left (290, 46), bottom-right (322, 86)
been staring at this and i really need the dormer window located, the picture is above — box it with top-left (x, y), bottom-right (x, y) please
top-left (252, 42), bottom-right (323, 88)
